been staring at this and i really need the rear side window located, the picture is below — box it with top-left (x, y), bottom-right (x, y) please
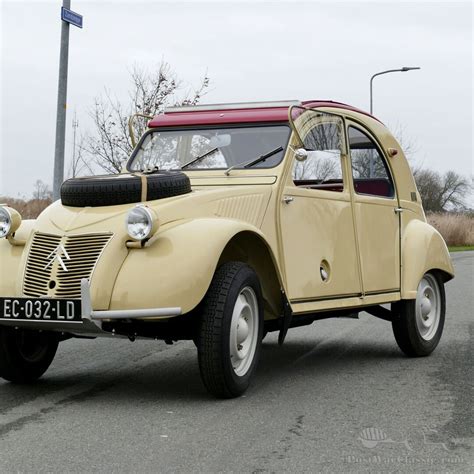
top-left (349, 126), bottom-right (394, 198)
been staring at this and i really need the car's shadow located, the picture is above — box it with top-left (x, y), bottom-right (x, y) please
top-left (0, 337), bottom-right (405, 406)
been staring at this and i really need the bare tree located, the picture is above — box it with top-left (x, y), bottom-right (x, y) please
top-left (28, 180), bottom-right (53, 216)
top-left (293, 118), bottom-right (341, 181)
top-left (293, 155), bottom-right (338, 181)
top-left (391, 123), bottom-right (419, 162)
top-left (350, 149), bottom-right (387, 179)
top-left (68, 136), bottom-right (93, 178)
top-left (413, 168), bottom-right (472, 212)
top-left (32, 180), bottom-right (52, 201)
top-left (85, 63), bottom-right (210, 173)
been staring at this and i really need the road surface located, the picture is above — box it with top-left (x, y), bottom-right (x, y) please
top-left (0, 252), bottom-right (472, 473)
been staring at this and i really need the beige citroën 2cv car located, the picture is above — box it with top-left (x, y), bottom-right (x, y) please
top-left (0, 100), bottom-right (454, 398)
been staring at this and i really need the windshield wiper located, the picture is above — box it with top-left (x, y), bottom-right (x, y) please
top-left (181, 147), bottom-right (219, 170)
top-left (224, 146), bottom-right (284, 176)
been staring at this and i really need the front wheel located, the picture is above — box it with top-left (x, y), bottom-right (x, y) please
top-left (392, 272), bottom-right (445, 357)
top-left (197, 262), bottom-right (263, 398)
top-left (0, 327), bottom-right (59, 383)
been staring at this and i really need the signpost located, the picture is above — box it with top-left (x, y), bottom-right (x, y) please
top-left (53, 1), bottom-right (83, 201)
top-left (61, 6), bottom-right (83, 29)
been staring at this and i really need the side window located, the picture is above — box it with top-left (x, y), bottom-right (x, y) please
top-left (292, 115), bottom-right (344, 192)
top-left (349, 126), bottom-right (395, 198)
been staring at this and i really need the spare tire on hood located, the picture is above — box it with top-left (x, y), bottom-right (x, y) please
top-left (60, 172), bottom-right (191, 207)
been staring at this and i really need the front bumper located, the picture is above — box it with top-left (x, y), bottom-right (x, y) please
top-left (0, 279), bottom-right (182, 337)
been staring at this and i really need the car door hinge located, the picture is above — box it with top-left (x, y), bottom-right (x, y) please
top-left (394, 207), bottom-right (404, 214)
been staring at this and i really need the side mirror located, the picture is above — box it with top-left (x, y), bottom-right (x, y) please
top-left (294, 148), bottom-right (308, 162)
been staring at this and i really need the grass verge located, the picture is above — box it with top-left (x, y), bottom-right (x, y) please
top-left (449, 246), bottom-right (474, 252)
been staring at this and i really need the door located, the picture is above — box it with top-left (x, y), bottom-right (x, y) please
top-left (347, 124), bottom-right (400, 293)
top-left (280, 108), bottom-right (361, 302)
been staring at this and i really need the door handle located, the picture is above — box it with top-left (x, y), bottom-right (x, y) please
top-left (283, 196), bottom-right (294, 204)
top-left (394, 207), bottom-right (404, 214)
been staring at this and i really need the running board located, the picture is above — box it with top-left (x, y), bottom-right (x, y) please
top-left (268, 308), bottom-right (360, 336)
top-left (267, 304), bottom-right (395, 337)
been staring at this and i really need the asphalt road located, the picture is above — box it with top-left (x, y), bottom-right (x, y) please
top-left (0, 252), bottom-right (472, 473)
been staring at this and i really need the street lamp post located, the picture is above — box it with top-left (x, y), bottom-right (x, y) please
top-left (369, 67), bottom-right (420, 114)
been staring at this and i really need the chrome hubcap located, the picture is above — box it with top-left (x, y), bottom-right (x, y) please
top-left (415, 274), bottom-right (441, 341)
top-left (229, 286), bottom-right (259, 377)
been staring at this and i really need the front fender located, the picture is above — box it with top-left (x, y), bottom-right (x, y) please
top-left (401, 217), bottom-right (454, 299)
top-left (0, 220), bottom-right (36, 297)
top-left (109, 218), bottom-right (273, 314)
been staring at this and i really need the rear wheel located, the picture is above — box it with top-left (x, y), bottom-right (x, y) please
top-left (197, 262), bottom-right (263, 398)
top-left (392, 272), bottom-right (445, 357)
top-left (0, 328), bottom-right (59, 383)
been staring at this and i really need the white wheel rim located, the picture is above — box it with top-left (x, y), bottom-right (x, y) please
top-left (229, 286), bottom-right (259, 377)
top-left (415, 274), bottom-right (441, 341)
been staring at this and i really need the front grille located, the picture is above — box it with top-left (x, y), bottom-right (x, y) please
top-left (23, 232), bottom-right (112, 299)
top-left (23, 233), bottom-right (62, 297)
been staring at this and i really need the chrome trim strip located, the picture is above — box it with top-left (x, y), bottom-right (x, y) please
top-left (291, 293), bottom-right (361, 304)
top-left (91, 308), bottom-right (182, 320)
top-left (363, 289), bottom-right (400, 296)
top-left (164, 100), bottom-right (301, 114)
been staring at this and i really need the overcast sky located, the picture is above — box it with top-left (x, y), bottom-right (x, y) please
top-left (0, 0), bottom-right (472, 199)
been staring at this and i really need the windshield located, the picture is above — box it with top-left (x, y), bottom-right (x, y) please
top-left (127, 125), bottom-right (290, 172)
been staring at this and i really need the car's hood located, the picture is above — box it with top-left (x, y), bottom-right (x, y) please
top-left (34, 185), bottom-right (273, 237)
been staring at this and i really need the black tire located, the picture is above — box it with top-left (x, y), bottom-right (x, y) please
top-left (61, 172), bottom-right (191, 207)
top-left (197, 262), bottom-right (263, 398)
top-left (391, 272), bottom-right (445, 357)
top-left (0, 328), bottom-right (59, 383)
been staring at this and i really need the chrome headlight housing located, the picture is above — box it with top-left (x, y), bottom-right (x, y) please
top-left (0, 206), bottom-right (21, 238)
top-left (125, 205), bottom-right (158, 241)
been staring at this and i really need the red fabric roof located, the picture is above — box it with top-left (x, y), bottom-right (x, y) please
top-left (147, 100), bottom-right (378, 128)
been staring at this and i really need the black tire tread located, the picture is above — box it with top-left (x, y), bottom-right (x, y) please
top-left (198, 262), bottom-right (262, 399)
top-left (198, 262), bottom-right (243, 398)
top-left (392, 272), bottom-right (445, 357)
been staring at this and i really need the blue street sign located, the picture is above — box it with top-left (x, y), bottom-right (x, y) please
top-left (61, 7), bottom-right (83, 29)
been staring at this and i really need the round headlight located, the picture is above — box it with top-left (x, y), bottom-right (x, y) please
top-left (0, 207), bottom-right (12, 238)
top-left (0, 206), bottom-right (22, 239)
top-left (126, 205), bottom-right (157, 241)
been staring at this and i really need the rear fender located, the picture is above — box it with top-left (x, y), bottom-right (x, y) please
top-left (401, 218), bottom-right (454, 299)
top-left (109, 218), bottom-right (282, 315)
